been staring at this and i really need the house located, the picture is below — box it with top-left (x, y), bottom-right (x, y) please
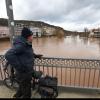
top-left (43, 26), bottom-right (55, 36)
top-left (15, 23), bottom-right (29, 36)
top-left (15, 23), bottom-right (42, 37)
top-left (0, 26), bottom-right (9, 38)
top-left (30, 27), bottom-right (42, 37)
top-left (89, 28), bottom-right (100, 38)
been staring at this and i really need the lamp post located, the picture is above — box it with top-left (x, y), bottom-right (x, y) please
top-left (5, 0), bottom-right (15, 46)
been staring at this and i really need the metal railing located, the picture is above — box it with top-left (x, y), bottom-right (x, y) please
top-left (0, 55), bottom-right (100, 90)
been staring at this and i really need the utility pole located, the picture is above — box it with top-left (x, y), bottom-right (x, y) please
top-left (5, 0), bottom-right (15, 46)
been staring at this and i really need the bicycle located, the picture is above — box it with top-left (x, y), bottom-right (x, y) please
top-left (3, 62), bottom-right (43, 90)
top-left (3, 62), bottom-right (58, 98)
top-left (3, 63), bottom-right (19, 90)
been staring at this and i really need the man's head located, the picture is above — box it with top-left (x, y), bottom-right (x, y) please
top-left (21, 27), bottom-right (33, 42)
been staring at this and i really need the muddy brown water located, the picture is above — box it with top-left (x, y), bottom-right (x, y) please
top-left (0, 35), bottom-right (100, 88)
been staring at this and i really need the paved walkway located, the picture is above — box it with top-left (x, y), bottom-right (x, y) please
top-left (0, 83), bottom-right (100, 98)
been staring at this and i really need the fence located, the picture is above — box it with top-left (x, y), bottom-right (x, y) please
top-left (0, 55), bottom-right (100, 90)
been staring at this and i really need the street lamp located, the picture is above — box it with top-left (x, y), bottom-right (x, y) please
top-left (5, 0), bottom-right (15, 46)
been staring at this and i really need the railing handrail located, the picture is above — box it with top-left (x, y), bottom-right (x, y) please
top-left (0, 54), bottom-right (100, 61)
top-left (39, 57), bottom-right (100, 61)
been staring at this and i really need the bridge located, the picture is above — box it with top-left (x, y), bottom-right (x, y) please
top-left (0, 55), bottom-right (100, 98)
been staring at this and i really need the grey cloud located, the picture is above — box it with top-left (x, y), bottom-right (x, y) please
top-left (0, 0), bottom-right (7, 18)
top-left (0, 0), bottom-right (100, 31)
top-left (65, 5), bottom-right (100, 24)
top-left (12, 0), bottom-right (68, 22)
top-left (11, 0), bottom-right (100, 24)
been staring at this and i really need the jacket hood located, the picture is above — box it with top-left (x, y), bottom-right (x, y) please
top-left (13, 36), bottom-right (30, 46)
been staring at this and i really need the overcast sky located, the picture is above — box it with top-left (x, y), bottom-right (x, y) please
top-left (0, 0), bottom-right (100, 32)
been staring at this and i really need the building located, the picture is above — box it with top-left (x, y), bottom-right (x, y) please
top-left (15, 23), bottom-right (42, 37)
top-left (89, 28), bottom-right (100, 38)
top-left (15, 23), bottom-right (29, 36)
top-left (43, 26), bottom-right (55, 36)
top-left (10, 22), bottom-right (56, 37)
top-left (0, 26), bottom-right (9, 38)
top-left (30, 27), bottom-right (42, 37)
top-left (0, 22), bottom-right (56, 39)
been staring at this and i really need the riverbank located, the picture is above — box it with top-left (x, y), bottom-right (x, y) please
top-left (0, 35), bottom-right (57, 41)
top-left (0, 37), bottom-right (10, 41)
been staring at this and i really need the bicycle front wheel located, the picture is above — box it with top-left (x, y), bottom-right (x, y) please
top-left (4, 78), bottom-right (19, 90)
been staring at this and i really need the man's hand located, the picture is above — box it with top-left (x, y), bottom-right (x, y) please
top-left (37, 54), bottom-right (43, 59)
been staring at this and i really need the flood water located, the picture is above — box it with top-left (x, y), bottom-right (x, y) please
top-left (0, 35), bottom-right (100, 59)
top-left (1, 35), bottom-right (100, 87)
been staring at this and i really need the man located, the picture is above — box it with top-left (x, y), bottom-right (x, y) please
top-left (5, 27), bottom-right (43, 98)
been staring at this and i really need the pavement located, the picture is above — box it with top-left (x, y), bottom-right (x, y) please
top-left (0, 82), bottom-right (100, 98)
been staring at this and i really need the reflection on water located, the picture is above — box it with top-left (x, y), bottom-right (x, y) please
top-left (0, 35), bottom-right (100, 58)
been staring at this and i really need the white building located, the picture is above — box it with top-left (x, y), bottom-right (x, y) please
top-left (30, 27), bottom-right (42, 37)
top-left (89, 28), bottom-right (100, 38)
top-left (15, 23), bottom-right (42, 37)
top-left (0, 26), bottom-right (9, 38)
top-left (43, 26), bottom-right (55, 36)
top-left (15, 23), bottom-right (29, 36)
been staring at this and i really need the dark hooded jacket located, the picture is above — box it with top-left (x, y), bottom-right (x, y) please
top-left (5, 36), bottom-right (36, 73)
